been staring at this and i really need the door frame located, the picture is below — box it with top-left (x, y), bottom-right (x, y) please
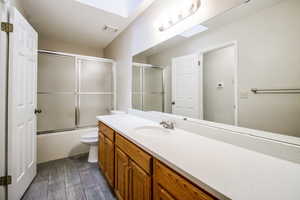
top-left (199, 41), bottom-right (239, 126)
top-left (0, 2), bottom-right (8, 200)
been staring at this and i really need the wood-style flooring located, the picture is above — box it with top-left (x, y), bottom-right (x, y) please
top-left (22, 155), bottom-right (116, 200)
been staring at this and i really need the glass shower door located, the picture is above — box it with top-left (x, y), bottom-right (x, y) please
top-left (143, 67), bottom-right (164, 112)
top-left (37, 53), bottom-right (76, 133)
top-left (37, 52), bottom-right (115, 134)
top-left (78, 59), bottom-right (114, 127)
top-left (132, 66), bottom-right (143, 110)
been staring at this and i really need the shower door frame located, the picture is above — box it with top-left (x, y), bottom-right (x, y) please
top-left (37, 50), bottom-right (117, 134)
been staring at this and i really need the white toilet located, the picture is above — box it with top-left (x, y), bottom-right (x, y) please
top-left (110, 110), bottom-right (126, 115)
top-left (80, 132), bottom-right (98, 163)
top-left (80, 111), bottom-right (124, 163)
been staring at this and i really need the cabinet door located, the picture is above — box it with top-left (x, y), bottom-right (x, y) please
top-left (129, 161), bottom-right (151, 200)
top-left (98, 133), bottom-right (105, 171)
top-left (156, 186), bottom-right (176, 200)
top-left (154, 160), bottom-right (216, 200)
top-left (115, 148), bottom-right (130, 200)
top-left (104, 137), bottom-right (115, 187)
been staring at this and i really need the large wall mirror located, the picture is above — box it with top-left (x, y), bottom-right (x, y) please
top-left (132, 0), bottom-right (300, 140)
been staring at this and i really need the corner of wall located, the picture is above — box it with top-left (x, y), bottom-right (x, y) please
top-left (38, 36), bottom-right (104, 58)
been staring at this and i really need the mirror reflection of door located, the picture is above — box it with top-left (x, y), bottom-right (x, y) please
top-left (203, 44), bottom-right (236, 125)
top-left (172, 54), bottom-right (203, 119)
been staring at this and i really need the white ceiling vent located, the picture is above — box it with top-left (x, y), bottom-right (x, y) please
top-left (103, 25), bottom-right (119, 33)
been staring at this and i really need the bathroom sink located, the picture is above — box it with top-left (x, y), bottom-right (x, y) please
top-left (134, 126), bottom-right (172, 136)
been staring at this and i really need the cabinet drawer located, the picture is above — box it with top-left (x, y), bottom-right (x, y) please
top-left (116, 134), bottom-right (152, 174)
top-left (99, 122), bottom-right (115, 142)
top-left (154, 160), bottom-right (216, 200)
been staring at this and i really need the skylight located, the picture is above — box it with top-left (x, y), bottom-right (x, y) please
top-left (75, 0), bottom-right (145, 18)
top-left (180, 25), bottom-right (208, 38)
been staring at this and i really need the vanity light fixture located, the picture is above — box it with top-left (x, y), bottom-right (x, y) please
top-left (158, 0), bottom-right (201, 32)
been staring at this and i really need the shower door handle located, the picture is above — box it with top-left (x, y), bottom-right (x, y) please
top-left (34, 109), bottom-right (42, 114)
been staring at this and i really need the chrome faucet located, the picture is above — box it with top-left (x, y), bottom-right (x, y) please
top-left (160, 121), bottom-right (175, 130)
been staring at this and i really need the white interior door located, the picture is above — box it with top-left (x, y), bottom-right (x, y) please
top-left (8, 7), bottom-right (38, 200)
top-left (172, 53), bottom-right (203, 119)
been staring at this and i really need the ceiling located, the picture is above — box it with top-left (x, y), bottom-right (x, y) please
top-left (74, 0), bottom-right (145, 18)
top-left (20, 0), bottom-right (154, 49)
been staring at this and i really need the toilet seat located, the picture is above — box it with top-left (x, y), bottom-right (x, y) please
top-left (80, 132), bottom-right (99, 163)
top-left (81, 132), bottom-right (98, 143)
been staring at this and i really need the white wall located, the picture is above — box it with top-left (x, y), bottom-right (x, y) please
top-left (147, 0), bottom-right (300, 137)
top-left (9, 0), bottom-right (25, 16)
top-left (39, 36), bottom-right (104, 57)
top-left (11, 0), bottom-right (104, 58)
top-left (104, 0), bottom-right (243, 111)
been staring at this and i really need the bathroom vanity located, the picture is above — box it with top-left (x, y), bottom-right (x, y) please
top-left (98, 121), bottom-right (217, 200)
top-left (97, 113), bottom-right (300, 200)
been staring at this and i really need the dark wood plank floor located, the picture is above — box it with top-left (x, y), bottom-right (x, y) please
top-left (22, 155), bottom-right (116, 200)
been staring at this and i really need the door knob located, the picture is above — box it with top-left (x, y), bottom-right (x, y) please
top-left (171, 101), bottom-right (175, 105)
top-left (34, 109), bottom-right (42, 114)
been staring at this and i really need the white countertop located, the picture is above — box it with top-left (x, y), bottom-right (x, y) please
top-left (97, 114), bottom-right (300, 200)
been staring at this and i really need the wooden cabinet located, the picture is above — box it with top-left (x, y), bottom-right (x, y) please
top-left (104, 137), bottom-right (115, 186)
top-left (98, 122), bottom-right (115, 188)
top-left (115, 147), bottom-right (152, 200)
top-left (115, 148), bottom-right (130, 200)
top-left (98, 132), bottom-right (105, 170)
top-left (129, 161), bottom-right (151, 200)
top-left (116, 134), bottom-right (152, 174)
top-left (100, 123), bottom-right (115, 141)
top-left (156, 186), bottom-right (176, 200)
top-left (99, 122), bottom-right (218, 200)
top-left (154, 160), bottom-right (216, 200)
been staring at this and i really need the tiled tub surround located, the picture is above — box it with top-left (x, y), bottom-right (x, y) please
top-left (97, 113), bottom-right (300, 200)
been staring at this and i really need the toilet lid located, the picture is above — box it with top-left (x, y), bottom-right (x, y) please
top-left (81, 132), bottom-right (98, 139)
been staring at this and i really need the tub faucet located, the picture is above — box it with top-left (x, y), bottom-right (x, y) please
top-left (160, 121), bottom-right (175, 130)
